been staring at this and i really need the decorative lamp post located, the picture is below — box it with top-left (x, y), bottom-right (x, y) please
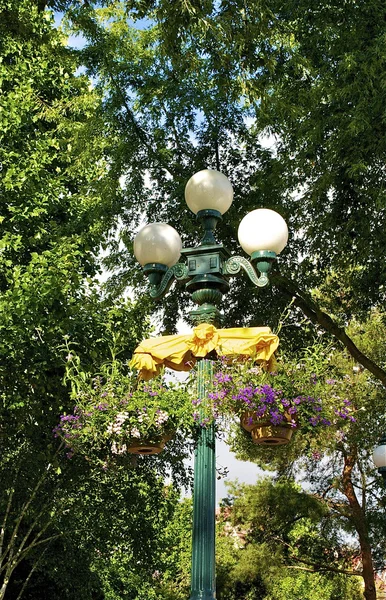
top-left (133, 169), bottom-right (288, 600)
top-left (373, 436), bottom-right (386, 482)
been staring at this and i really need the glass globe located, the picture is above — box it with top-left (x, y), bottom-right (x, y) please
top-left (185, 169), bottom-right (233, 215)
top-left (133, 222), bottom-right (182, 267)
top-left (373, 441), bottom-right (386, 469)
top-left (238, 208), bottom-right (288, 255)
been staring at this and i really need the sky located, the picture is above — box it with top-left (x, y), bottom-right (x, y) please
top-left (216, 438), bottom-right (263, 502)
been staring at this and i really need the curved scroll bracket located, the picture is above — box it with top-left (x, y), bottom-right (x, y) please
top-left (224, 256), bottom-right (270, 288)
top-left (149, 262), bottom-right (190, 299)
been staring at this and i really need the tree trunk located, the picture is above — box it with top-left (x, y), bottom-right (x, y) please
top-left (342, 451), bottom-right (377, 600)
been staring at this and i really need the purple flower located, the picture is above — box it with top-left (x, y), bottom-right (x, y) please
top-left (335, 409), bottom-right (348, 419)
top-left (326, 379), bottom-right (336, 385)
top-left (270, 411), bottom-right (284, 425)
top-left (309, 416), bottom-right (320, 426)
top-left (215, 372), bottom-right (232, 383)
top-left (260, 385), bottom-right (276, 404)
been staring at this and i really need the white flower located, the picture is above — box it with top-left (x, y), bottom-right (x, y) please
top-left (107, 422), bottom-right (122, 435)
top-left (131, 427), bottom-right (141, 438)
top-left (111, 442), bottom-right (127, 455)
top-left (116, 411), bottom-right (129, 423)
top-left (155, 410), bottom-right (169, 425)
top-left (138, 413), bottom-right (149, 423)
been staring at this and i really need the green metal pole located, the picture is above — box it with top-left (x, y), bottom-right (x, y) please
top-left (190, 358), bottom-right (216, 600)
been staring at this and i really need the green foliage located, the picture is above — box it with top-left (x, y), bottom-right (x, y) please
top-left (0, 0), bottom-right (128, 428)
top-left (55, 346), bottom-right (194, 469)
top-left (0, 2), bottom-right (162, 597)
top-left (223, 478), bottom-right (364, 600)
top-left (222, 319), bottom-right (386, 598)
top-left (62, 0), bottom-right (386, 353)
top-left (266, 571), bottom-right (363, 600)
top-left (211, 349), bottom-right (356, 439)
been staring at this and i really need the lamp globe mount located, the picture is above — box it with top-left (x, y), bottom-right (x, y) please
top-left (237, 208), bottom-right (288, 286)
top-left (134, 222), bottom-right (182, 287)
top-left (185, 169), bottom-right (233, 245)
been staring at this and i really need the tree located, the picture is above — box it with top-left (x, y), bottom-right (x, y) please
top-left (58, 0), bottom-right (386, 387)
top-left (3, 0), bottom-right (386, 595)
top-left (0, 2), bottom-right (173, 596)
top-left (223, 320), bottom-right (386, 600)
top-left (223, 478), bottom-right (361, 600)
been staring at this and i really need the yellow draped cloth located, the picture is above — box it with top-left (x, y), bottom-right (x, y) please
top-left (130, 323), bottom-right (279, 380)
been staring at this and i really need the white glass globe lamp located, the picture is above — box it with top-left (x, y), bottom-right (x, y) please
top-left (373, 436), bottom-right (386, 481)
top-left (134, 222), bottom-right (182, 268)
top-left (185, 169), bottom-right (233, 215)
top-left (237, 208), bottom-right (288, 256)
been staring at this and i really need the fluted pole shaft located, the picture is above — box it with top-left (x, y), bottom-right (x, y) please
top-left (190, 358), bottom-right (216, 600)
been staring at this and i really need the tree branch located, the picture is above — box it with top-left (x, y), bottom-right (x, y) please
top-left (271, 271), bottom-right (386, 387)
top-left (14, 543), bottom-right (52, 600)
top-left (0, 484), bottom-right (16, 569)
top-left (285, 559), bottom-right (361, 577)
top-left (107, 72), bottom-right (177, 179)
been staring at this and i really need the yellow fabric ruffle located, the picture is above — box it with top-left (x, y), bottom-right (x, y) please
top-left (130, 323), bottom-right (279, 380)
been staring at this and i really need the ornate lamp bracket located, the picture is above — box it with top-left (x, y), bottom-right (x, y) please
top-left (224, 254), bottom-right (276, 288)
top-left (144, 262), bottom-right (190, 300)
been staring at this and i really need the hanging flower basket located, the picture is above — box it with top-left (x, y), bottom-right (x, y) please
top-left (240, 410), bottom-right (294, 445)
top-left (250, 423), bottom-right (294, 446)
top-left (127, 439), bottom-right (166, 455)
top-left (54, 347), bottom-right (193, 464)
top-left (126, 430), bottom-right (175, 455)
top-left (208, 358), bottom-right (356, 450)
